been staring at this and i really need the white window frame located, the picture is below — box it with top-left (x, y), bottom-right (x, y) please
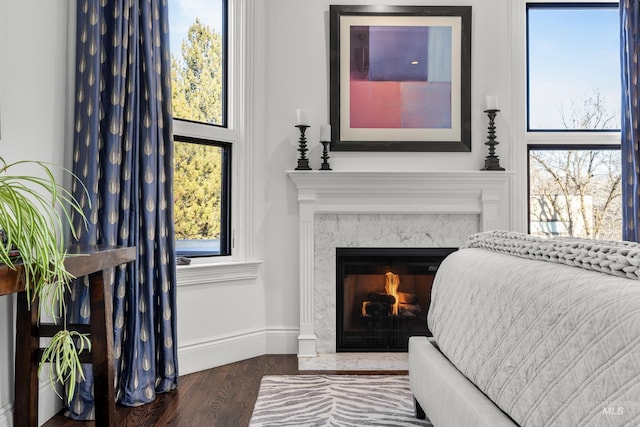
top-left (174, 0), bottom-right (261, 285)
top-left (510, 0), bottom-right (621, 233)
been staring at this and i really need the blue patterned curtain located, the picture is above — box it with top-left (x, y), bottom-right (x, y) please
top-left (67, 0), bottom-right (178, 419)
top-left (622, 0), bottom-right (640, 242)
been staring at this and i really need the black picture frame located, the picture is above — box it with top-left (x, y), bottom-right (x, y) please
top-left (329, 5), bottom-right (472, 152)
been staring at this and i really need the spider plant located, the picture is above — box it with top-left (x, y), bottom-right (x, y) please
top-left (0, 156), bottom-right (89, 403)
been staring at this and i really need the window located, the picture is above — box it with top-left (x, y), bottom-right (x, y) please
top-left (527, 4), bottom-right (620, 131)
top-left (169, 0), bottom-right (231, 257)
top-left (526, 2), bottom-right (621, 239)
top-left (529, 146), bottom-right (621, 239)
top-left (173, 137), bottom-right (231, 256)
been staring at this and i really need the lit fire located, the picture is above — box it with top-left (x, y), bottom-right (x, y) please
top-left (361, 271), bottom-right (402, 317)
top-left (385, 271), bottom-right (400, 315)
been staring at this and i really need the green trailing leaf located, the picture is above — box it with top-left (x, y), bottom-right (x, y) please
top-left (0, 156), bottom-right (91, 402)
top-left (0, 157), bottom-right (88, 315)
top-left (38, 330), bottom-right (92, 404)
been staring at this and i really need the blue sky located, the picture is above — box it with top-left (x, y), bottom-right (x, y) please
top-left (528, 6), bottom-right (620, 129)
top-left (168, 0), bottom-right (224, 59)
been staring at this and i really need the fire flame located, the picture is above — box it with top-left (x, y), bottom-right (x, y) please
top-left (362, 301), bottom-right (369, 316)
top-left (385, 271), bottom-right (400, 315)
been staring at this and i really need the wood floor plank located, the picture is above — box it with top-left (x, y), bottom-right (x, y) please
top-left (42, 354), bottom-right (406, 426)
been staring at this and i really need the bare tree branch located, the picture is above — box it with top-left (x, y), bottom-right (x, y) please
top-left (530, 89), bottom-right (621, 239)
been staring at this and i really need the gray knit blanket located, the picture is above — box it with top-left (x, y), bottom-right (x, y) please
top-left (462, 230), bottom-right (640, 280)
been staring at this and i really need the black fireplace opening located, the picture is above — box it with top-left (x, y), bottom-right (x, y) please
top-left (336, 247), bottom-right (457, 352)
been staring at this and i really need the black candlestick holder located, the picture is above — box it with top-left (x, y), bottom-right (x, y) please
top-left (294, 125), bottom-right (312, 170)
top-left (320, 141), bottom-right (332, 170)
top-left (481, 109), bottom-right (505, 171)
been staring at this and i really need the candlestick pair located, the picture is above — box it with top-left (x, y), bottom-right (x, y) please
top-left (294, 125), bottom-right (332, 171)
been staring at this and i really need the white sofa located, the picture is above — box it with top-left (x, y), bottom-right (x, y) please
top-left (409, 231), bottom-right (640, 427)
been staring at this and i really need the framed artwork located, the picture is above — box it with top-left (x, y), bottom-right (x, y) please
top-left (329, 5), bottom-right (472, 152)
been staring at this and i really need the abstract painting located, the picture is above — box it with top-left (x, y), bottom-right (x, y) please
top-left (329, 5), bottom-right (472, 151)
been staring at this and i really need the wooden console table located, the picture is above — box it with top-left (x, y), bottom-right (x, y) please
top-left (0, 246), bottom-right (136, 427)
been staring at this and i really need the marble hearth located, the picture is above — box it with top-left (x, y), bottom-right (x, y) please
top-left (286, 170), bottom-right (512, 362)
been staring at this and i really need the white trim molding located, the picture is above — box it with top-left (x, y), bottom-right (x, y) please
top-left (0, 379), bottom-right (63, 427)
top-left (176, 261), bottom-right (262, 287)
top-left (178, 328), bottom-right (266, 375)
top-left (286, 170), bottom-right (513, 356)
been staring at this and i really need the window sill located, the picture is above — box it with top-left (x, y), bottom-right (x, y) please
top-left (176, 260), bottom-right (263, 287)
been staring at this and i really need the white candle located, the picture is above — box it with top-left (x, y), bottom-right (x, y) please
top-left (296, 108), bottom-right (307, 125)
top-left (320, 124), bottom-right (331, 141)
top-left (485, 96), bottom-right (498, 110)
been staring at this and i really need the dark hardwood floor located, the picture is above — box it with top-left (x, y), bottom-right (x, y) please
top-left (43, 354), bottom-right (408, 427)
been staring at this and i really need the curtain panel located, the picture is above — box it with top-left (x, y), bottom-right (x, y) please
top-left (68, 0), bottom-right (178, 419)
top-left (622, 0), bottom-right (640, 242)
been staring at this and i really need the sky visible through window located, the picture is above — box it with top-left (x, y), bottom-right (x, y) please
top-left (528, 6), bottom-right (620, 130)
top-left (168, 0), bottom-right (224, 59)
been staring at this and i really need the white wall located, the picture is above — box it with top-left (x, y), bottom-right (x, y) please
top-left (257, 0), bottom-right (514, 348)
top-left (0, 0), bottom-right (74, 425)
top-left (175, 276), bottom-right (270, 375)
top-left (0, 0), bottom-right (516, 424)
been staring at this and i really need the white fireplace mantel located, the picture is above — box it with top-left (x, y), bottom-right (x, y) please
top-left (286, 170), bottom-right (513, 356)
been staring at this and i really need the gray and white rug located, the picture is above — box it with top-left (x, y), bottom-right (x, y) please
top-left (249, 375), bottom-right (433, 427)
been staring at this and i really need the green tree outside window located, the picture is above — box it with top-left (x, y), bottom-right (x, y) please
top-left (171, 19), bottom-right (224, 243)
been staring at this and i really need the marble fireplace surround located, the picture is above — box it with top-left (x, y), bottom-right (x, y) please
top-left (286, 170), bottom-right (512, 359)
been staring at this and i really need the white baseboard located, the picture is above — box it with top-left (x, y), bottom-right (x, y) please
top-left (178, 328), bottom-right (265, 376)
top-left (265, 327), bottom-right (298, 354)
top-left (37, 381), bottom-right (63, 426)
top-left (177, 326), bottom-right (299, 376)
top-left (0, 401), bottom-right (11, 427)
top-left (0, 379), bottom-right (63, 427)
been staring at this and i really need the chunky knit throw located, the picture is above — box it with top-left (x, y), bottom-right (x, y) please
top-left (462, 230), bottom-right (640, 280)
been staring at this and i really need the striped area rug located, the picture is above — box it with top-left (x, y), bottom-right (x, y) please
top-left (249, 375), bottom-right (433, 427)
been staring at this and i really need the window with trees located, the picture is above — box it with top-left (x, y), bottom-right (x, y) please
top-left (526, 2), bottom-right (621, 240)
top-left (169, 0), bottom-right (231, 256)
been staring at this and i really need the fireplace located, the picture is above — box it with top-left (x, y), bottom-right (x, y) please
top-left (287, 170), bottom-right (512, 357)
top-left (336, 247), bottom-right (456, 352)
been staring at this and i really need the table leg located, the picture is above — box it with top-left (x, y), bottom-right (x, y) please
top-left (14, 291), bottom-right (39, 427)
top-left (89, 269), bottom-right (117, 427)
